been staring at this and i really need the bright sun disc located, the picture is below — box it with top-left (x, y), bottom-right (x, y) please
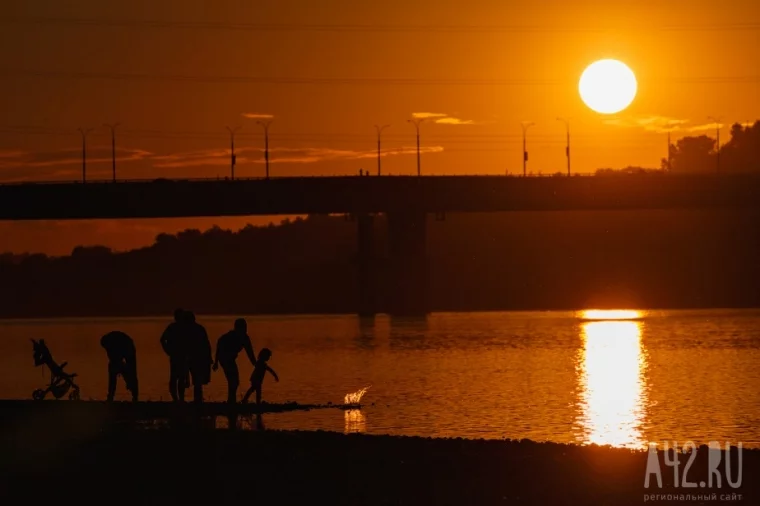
top-left (579, 59), bottom-right (637, 114)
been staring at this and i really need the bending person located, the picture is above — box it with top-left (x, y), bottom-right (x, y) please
top-left (213, 318), bottom-right (256, 403)
top-left (100, 331), bottom-right (138, 402)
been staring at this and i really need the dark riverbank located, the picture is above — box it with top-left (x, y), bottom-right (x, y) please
top-left (2, 209), bottom-right (759, 318)
top-left (0, 412), bottom-right (755, 505)
top-left (1, 303), bottom-right (760, 321)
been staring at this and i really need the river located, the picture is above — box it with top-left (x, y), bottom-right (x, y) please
top-left (1, 309), bottom-right (758, 448)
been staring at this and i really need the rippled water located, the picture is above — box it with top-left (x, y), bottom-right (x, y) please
top-left (1, 309), bottom-right (759, 448)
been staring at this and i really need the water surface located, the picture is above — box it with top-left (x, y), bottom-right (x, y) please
top-left (1, 309), bottom-right (759, 448)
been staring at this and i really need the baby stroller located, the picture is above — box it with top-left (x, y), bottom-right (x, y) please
top-left (31, 339), bottom-right (81, 401)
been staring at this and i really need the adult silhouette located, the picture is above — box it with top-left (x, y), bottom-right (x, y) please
top-left (100, 331), bottom-right (138, 402)
top-left (160, 308), bottom-right (189, 402)
top-left (213, 318), bottom-right (256, 403)
top-left (186, 311), bottom-right (212, 403)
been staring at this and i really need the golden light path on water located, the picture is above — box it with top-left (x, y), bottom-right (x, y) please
top-left (576, 310), bottom-right (649, 449)
top-left (345, 409), bottom-right (367, 433)
top-left (581, 309), bottom-right (644, 320)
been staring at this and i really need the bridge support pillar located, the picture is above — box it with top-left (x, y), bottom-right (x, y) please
top-left (356, 213), bottom-right (376, 317)
top-left (386, 210), bottom-right (428, 316)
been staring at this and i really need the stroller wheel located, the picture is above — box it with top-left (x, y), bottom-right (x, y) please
top-left (32, 389), bottom-right (46, 401)
top-left (69, 388), bottom-right (80, 401)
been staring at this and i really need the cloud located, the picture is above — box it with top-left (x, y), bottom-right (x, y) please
top-left (150, 148), bottom-right (231, 168)
top-left (434, 117), bottom-right (475, 125)
top-left (637, 116), bottom-right (689, 132)
top-left (411, 112), bottom-right (477, 125)
top-left (685, 122), bottom-right (722, 132)
top-left (603, 115), bottom-right (689, 133)
top-left (0, 142), bottom-right (445, 177)
top-left (150, 145), bottom-right (444, 168)
top-left (0, 147), bottom-right (153, 180)
top-left (412, 112), bottom-right (448, 119)
top-left (241, 113), bottom-right (274, 119)
top-left (0, 150), bottom-right (27, 159)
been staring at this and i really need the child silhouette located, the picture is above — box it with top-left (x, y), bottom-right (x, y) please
top-left (242, 348), bottom-right (279, 405)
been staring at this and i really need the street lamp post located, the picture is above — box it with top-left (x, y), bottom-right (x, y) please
top-left (104, 123), bottom-right (119, 182)
top-left (521, 121), bottom-right (534, 177)
top-left (557, 117), bottom-right (570, 176)
top-left (257, 120), bottom-right (273, 179)
top-left (226, 126), bottom-right (241, 180)
top-left (77, 127), bottom-right (94, 183)
top-left (407, 118), bottom-right (425, 176)
top-left (667, 131), bottom-right (672, 172)
top-left (708, 116), bottom-right (722, 173)
top-left (374, 124), bottom-right (390, 176)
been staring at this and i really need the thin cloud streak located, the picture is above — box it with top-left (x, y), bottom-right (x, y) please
top-left (411, 112), bottom-right (477, 125)
top-left (0, 143), bottom-right (445, 177)
top-left (435, 117), bottom-right (475, 125)
top-left (412, 112), bottom-right (447, 119)
top-left (150, 145), bottom-right (444, 168)
top-left (603, 115), bottom-right (689, 133)
top-left (241, 113), bottom-right (275, 119)
top-left (603, 115), bottom-right (729, 134)
top-left (685, 122), bottom-right (723, 132)
top-left (0, 147), bottom-right (152, 169)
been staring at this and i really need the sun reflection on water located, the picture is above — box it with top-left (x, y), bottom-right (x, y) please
top-left (576, 319), bottom-right (649, 449)
top-left (580, 309), bottom-right (644, 321)
top-left (344, 409), bottom-right (366, 434)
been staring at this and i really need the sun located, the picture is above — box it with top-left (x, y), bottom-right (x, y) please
top-left (579, 59), bottom-right (637, 114)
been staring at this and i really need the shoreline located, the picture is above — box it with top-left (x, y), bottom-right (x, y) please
top-left (0, 399), bottom-right (360, 420)
top-left (0, 421), bottom-right (755, 505)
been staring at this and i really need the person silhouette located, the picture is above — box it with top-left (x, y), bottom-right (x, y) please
top-left (213, 318), bottom-right (257, 403)
top-left (186, 311), bottom-right (212, 403)
top-left (242, 348), bottom-right (278, 405)
top-left (100, 331), bottom-right (138, 402)
top-left (160, 308), bottom-right (189, 402)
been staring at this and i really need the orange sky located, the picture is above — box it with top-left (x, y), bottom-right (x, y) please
top-left (0, 0), bottom-right (758, 254)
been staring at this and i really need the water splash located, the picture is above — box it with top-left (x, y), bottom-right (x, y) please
top-left (344, 386), bottom-right (371, 404)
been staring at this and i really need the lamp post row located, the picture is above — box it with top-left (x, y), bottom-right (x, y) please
top-left (225, 121), bottom-right (273, 180)
top-left (75, 118), bottom-right (726, 182)
top-left (74, 122), bottom-right (275, 183)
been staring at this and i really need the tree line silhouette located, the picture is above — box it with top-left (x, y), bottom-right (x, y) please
top-left (1, 204), bottom-right (759, 317)
top-left (665, 121), bottom-right (760, 173)
top-left (592, 121), bottom-right (760, 175)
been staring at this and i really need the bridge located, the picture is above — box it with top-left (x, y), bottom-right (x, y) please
top-left (2, 174), bottom-right (760, 315)
top-left (1, 174), bottom-right (760, 219)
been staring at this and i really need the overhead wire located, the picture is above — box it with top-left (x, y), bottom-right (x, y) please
top-left (0, 69), bottom-right (758, 85)
top-left (1, 16), bottom-right (760, 33)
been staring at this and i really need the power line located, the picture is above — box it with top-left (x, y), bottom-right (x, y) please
top-left (0, 126), bottom-right (685, 144)
top-left (0, 69), bottom-right (564, 85)
top-left (2, 16), bottom-right (760, 33)
top-left (1, 69), bottom-right (758, 86)
top-left (0, 131), bottom-right (682, 150)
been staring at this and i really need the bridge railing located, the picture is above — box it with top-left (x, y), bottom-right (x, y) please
top-left (0, 172), bottom-right (669, 186)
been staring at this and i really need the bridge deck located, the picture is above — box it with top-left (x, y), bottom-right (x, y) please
top-left (0, 174), bottom-right (759, 220)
